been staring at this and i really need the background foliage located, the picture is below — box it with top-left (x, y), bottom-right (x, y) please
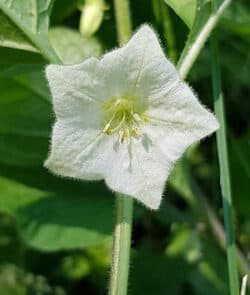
top-left (0, 0), bottom-right (249, 294)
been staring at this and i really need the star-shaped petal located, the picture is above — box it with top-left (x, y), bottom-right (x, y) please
top-left (45, 25), bottom-right (219, 210)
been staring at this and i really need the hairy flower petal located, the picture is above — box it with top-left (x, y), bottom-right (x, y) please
top-left (146, 81), bottom-right (219, 161)
top-left (103, 136), bottom-right (170, 209)
top-left (45, 25), bottom-right (219, 210)
top-left (45, 120), bottom-right (107, 180)
top-left (46, 57), bottom-right (103, 120)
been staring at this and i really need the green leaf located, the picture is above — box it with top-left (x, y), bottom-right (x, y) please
top-left (0, 75), bottom-right (52, 167)
top-left (0, 171), bottom-right (113, 251)
top-left (0, 47), bottom-right (44, 64)
top-left (49, 26), bottom-right (102, 64)
top-left (0, 134), bottom-right (49, 167)
top-left (164, 0), bottom-right (196, 28)
top-left (0, 0), bottom-right (60, 63)
top-left (14, 69), bottom-right (50, 101)
top-left (0, 11), bottom-right (37, 52)
top-left (0, 77), bottom-right (51, 135)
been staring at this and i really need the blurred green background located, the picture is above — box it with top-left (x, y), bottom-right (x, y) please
top-left (0, 0), bottom-right (249, 294)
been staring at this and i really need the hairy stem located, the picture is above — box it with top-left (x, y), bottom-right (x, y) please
top-left (109, 195), bottom-right (133, 295)
top-left (109, 1), bottom-right (133, 294)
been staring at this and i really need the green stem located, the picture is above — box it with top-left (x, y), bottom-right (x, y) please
top-left (109, 195), bottom-right (133, 295)
top-left (109, 1), bottom-right (133, 295)
top-left (210, 31), bottom-right (240, 295)
top-left (240, 275), bottom-right (248, 295)
top-left (178, 0), bottom-right (231, 79)
top-left (113, 0), bottom-right (132, 45)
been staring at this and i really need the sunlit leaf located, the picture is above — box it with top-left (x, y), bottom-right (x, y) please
top-left (49, 26), bottom-right (102, 64)
top-left (0, 0), bottom-right (59, 62)
top-left (0, 171), bottom-right (113, 251)
top-left (0, 11), bottom-right (37, 52)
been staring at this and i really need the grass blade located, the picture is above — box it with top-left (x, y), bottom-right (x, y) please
top-left (210, 30), bottom-right (240, 295)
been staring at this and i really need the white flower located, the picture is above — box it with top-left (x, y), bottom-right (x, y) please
top-left (45, 25), bottom-right (219, 210)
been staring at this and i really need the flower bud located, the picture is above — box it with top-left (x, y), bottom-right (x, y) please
top-left (79, 0), bottom-right (106, 37)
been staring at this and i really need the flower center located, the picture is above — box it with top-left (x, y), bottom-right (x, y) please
top-left (102, 97), bottom-right (147, 143)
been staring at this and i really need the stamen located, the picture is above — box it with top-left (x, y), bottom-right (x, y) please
top-left (102, 112), bottom-right (117, 134)
top-left (103, 123), bottom-right (111, 133)
top-left (132, 126), bottom-right (142, 136)
top-left (110, 112), bottom-right (126, 133)
top-left (102, 96), bottom-right (148, 143)
top-left (115, 99), bottom-right (122, 106)
top-left (119, 130), bottom-right (125, 144)
top-left (132, 113), bottom-right (142, 123)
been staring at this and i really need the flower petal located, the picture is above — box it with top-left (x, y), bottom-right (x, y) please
top-left (46, 57), bottom-right (104, 121)
top-left (146, 81), bottom-right (219, 161)
top-left (45, 119), bottom-right (108, 180)
top-left (103, 136), bottom-right (170, 210)
top-left (45, 119), bottom-right (168, 209)
top-left (96, 25), bottom-right (179, 103)
top-left (45, 24), bottom-right (219, 210)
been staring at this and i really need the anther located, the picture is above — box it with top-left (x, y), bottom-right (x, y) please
top-left (103, 123), bottom-right (111, 133)
top-left (115, 99), bottom-right (121, 106)
top-left (132, 126), bottom-right (142, 136)
top-left (118, 130), bottom-right (124, 144)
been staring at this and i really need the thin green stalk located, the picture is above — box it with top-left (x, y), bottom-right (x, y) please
top-left (178, 0), bottom-right (231, 79)
top-left (113, 0), bottom-right (132, 45)
top-left (109, 195), bottom-right (133, 295)
top-left (240, 275), bottom-right (248, 295)
top-left (109, 1), bottom-right (133, 294)
top-left (210, 31), bottom-right (240, 295)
